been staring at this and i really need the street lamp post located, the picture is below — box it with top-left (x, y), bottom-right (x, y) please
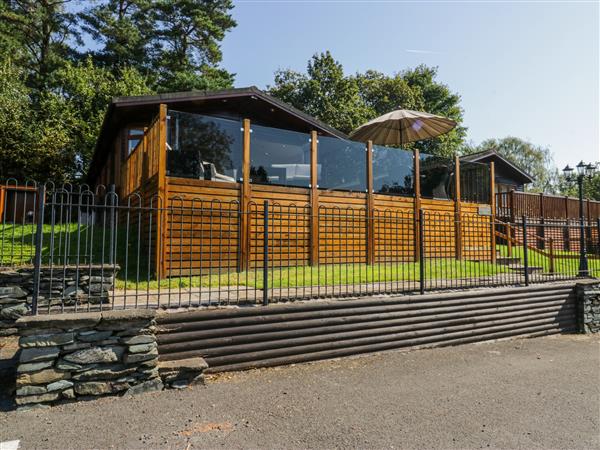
top-left (563, 161), bottom-right (597, 276)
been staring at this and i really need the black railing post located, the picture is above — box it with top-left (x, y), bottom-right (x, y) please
top-left (31, 184), bottom-right (46, 315)
top-left (263, 200), bottom-right (269, 306)
top-left (522, 215), bottom-right (529, 286)
top-left (596, 218), bottom-right (600, 256)
top-left (419, 209), bottom-right (425, 294)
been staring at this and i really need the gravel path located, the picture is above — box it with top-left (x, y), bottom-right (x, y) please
top-left (1, 334), bottom-right (598, 449)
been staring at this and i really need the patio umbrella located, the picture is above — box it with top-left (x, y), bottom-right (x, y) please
top-left (349, 109), bottom-right (457, 146)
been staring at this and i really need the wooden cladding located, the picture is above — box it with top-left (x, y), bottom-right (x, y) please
top-left (497, 190), bottom-right (600, 221)
top-left (111, 113), bottom-right (495, 278)
top-left (161, 176), bottom-right (493, 277)
top-left (120, 108), bottom-right (164, 198)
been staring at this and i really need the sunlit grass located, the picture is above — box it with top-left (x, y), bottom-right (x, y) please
top-left (116, 259), bottom-right (509, 290)
top-left (3, 224), bottom-right (598, 292)
top-left (497, 244), bottom-right (600, 277)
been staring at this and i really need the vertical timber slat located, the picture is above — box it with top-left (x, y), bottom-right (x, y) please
top-left (489, 161), bottom-right (496, 263)
top-left (0, 185), bottom-right (5, 223)
top-left (413, 149), bottom-right (421, 262)
top-left (309, 131), bottom-right (319, 266)
top-left (239, 119), bottom-right (251, 272)
top-left (539, 193), bottom-right (545, 249)
top-left (454, 155), bottom-right (462, 260)
top-left (157, 104), bottom-right (168, 278)
top-left (366, 141), bottom-right (374, 264)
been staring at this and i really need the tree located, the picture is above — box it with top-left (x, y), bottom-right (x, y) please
top-left (50, 58), bottom-right (154, 176)
top-left (401, 65), bottom-right (466, 158)
top-left (269, 53), bottom-right (466, 157)
top-left (469, 137), bottom-right (555, 193)
top-left (79, 0), bottom-right (154, 72)
top-left (0, 58), bottom-right (153, 181)
top-left (270, 52), bottom-right (369, 134)
top-left (0, 60), bottom-right (74, 181)
top-left (556, 171), bottom-right (600, 201)
top-left (150, 0), bottom-right (236, 91)
top-left (79, 0), bottom-right (237, 92)
top-left (354, 70), bottom-right (418, 118)
top-left (0, 0), bottom-right (80, 91)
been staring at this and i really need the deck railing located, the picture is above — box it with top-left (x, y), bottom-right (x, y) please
top-left (1, 181), bottom-right (598, 314)
top-left (496, 190), bottom-right (600, 221)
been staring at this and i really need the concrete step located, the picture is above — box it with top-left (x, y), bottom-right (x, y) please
top-left (496, 256), bottom-right (522, 266)
top-left (508, 265), bottom-right (544, 274)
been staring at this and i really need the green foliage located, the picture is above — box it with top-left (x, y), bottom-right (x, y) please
top-left (400, 65), bottom-right (466, 158)
top-left (556, 171), bottom-right (600, 200)
top-left (468, 137), bottom-right (555, 192)
top-left (0, 0), bottom-right (81, 91)
top-left (0, 61), bottom-right (73, 180)
top-left (270, 52), bottom-right (369, 133)
top-left (0, 0), bottom-right (237, 181)
top-left (79, 0), bottom-right (154, 71)
top-left (50, 58), bottom-right (154, 175)
top-left (79, 0), bottom-right (237, 92)
top-left (269, 53), bottom-right (466, 157)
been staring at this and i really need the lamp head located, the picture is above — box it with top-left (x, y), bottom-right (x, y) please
top-left (585, 163), bottom-right (597, 178)
top-left (563, 164), bottom-right (574, 180)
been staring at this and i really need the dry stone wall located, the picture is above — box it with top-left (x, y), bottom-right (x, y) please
top-left (15, 309), bottom-right (162, 409)
top-left (577, 282), bottom-right (600, 333)
top-left (0, 265), bottom-right (118, 336)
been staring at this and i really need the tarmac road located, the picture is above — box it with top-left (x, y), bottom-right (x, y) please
top-left (0, 333), bottom-right (598, 449)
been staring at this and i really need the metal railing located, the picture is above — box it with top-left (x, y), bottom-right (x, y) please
top-left (1, 181), bottom-right (598, 314)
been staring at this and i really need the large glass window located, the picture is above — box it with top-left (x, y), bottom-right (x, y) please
top-left (419, 153), bottom-right (453, 199)
top-left (318, 136), bottom-right (366, 192)
top-left (166, 110), bottom-right (242, 182)
top-left (250, 124), bottom-right (311, 187)
top-left (372, 145), bottom-right (414, 196)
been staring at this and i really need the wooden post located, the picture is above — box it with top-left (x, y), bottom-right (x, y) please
top-left (564, 195), bottom-right (570, 251)
top-left (413, 149), bottom-right (421, 262)
top-left (366, 141), bottom-right (374, 265)
top-left (490, 161), bottom-right (496, 263)
top-left (509, 189), bottom-right (516, 224)
top-left (587, 198), bottom-right (592, 244)
top-left (507, 223), bottom-right (513, 257)
top-left (239, 118), bottom-right (251, 272)
top-left (538, 192), bottom-right (545, 250)
top-left (454, 155), bottom-right (462, 260)
top-left (0, 185), bottom-right (5, 223)
top-left (156, 104), bottom-right (168, 279)
top-left (309, 131), bottom-right (319, 266)
top-left (549, 237), bottom-right (555, 273)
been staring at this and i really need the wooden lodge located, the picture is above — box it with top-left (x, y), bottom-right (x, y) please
top-left (89, 87), bottom-right (498, 277)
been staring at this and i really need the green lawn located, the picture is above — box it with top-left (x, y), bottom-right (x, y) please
top-left (496, 244), bottom-right (600, 277)
top-left (132, 258), bottom-right (508, 290)
top-left (2, 223), bottom-right (597, 290)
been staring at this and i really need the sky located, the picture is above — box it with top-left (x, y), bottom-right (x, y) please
top-left (218, 0), bottom-right (600, 171)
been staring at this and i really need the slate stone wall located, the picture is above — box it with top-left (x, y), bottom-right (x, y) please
top-left (14, 309), bottom-right (162, 409)
top-left (577, 282), bottom-right (600, 333)
top-left (0, 265), bottom-right (118, 336)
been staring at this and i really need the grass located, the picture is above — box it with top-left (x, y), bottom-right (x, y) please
top-left (1, 223), bottom-right (597, 291)
top-left (496, 244), bottom-right (600, 277)
top-left (127, 258), bottom-right (507, 290)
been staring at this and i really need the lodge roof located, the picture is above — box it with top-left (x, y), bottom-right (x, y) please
top-left (89, 86), bottom-right (348, 182)
top-left (460, 149), bottom-right (535, 185)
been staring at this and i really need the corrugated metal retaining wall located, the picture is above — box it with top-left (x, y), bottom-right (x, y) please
top-left (156, 282), bottom-right (578, 373)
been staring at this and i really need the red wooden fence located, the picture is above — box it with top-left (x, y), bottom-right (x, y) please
top-left (496, 191), bottom-right (600, 221)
